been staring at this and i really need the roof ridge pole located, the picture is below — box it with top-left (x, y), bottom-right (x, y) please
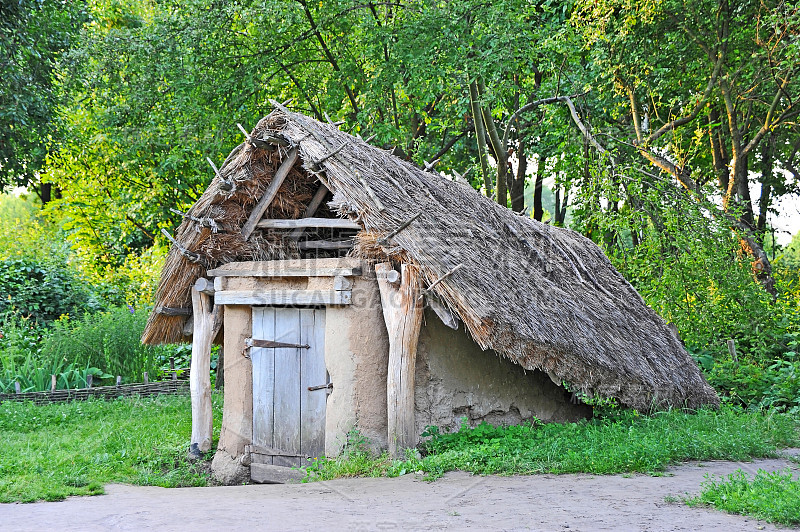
top-left (376, 262), bottom-right (423, 458)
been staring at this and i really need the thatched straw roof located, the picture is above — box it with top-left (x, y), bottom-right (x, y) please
top-left (143, 103), bottom-right (718, 411)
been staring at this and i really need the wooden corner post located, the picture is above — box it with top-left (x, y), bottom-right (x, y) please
top-left (190, 280), bottom-right (224, 457)
top-left (376, 263), bottom-right (423, 458)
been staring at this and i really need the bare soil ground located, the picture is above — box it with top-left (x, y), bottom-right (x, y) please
top-left (3, 453), bottom-right (798, 531)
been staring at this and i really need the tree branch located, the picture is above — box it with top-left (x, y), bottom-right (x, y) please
top-left (296, 0), bottom-right (359, 115)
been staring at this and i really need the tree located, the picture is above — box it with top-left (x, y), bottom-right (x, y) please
top-left (0, 0), bottom-right (85, 199)
top-left (572, 0), bottom-right (800, 295)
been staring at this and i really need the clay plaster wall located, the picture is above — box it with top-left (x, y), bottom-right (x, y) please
top-left (414, 309), bottom-right (591, 437)
top-left (217, 304), bottom-right (253, 456)
top-left (324, 267), bottom-right (389, 456)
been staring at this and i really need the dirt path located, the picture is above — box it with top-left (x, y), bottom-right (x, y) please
top-left (3, 453), bottom-right (799, 531)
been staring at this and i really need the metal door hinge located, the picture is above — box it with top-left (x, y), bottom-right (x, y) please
top-left (245, 337), bottom-right (310, 349)
top-left (308, 383), bottom-right (333, 392)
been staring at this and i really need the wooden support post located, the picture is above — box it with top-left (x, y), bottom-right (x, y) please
top-left (116, 376), bottom-right (122, 387)
top-left (375, 262), bottom-right (423, 458)
top-left (189, 286), bottom-right (224, 455)
top-left (143, 372), bottom-right (149, 385)
top-left (290, 184), bottom-right (330, 241)
top-left (86, 375), bottom-right (93, 389)
top-left (51, 374), bottom-right (57, 393)
top-left (15, 381), bottom-right (21, 394)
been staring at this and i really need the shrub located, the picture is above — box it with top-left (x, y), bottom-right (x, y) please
top-left (0, 258), bottom-right (101, 324)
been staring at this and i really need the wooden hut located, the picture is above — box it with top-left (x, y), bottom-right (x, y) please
top-left (142, 102), bottom-right (719, 484)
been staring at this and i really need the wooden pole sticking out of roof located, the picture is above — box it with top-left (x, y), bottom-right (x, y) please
top-left (289, 184), bottom-right (330, 241)
top-left (241, 147), bottom-right (299, 240)
top-left (376, 262), bottom-right (423, 458)
top-left (160, 228), bottom-right (206, 266)
top-left (207, 157), bottom-right (235, 192)
top-left (378, 212), bottom-right (421, 246)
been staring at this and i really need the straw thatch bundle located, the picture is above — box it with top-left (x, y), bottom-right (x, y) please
top-left (143, 103), bottom-right (718, 411)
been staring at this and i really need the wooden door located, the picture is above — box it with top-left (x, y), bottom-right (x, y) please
top-left (251, 307), bottom-right (327, 467)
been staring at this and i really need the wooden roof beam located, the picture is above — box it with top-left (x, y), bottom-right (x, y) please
top-left (241, 147), bottom-right (299, 240)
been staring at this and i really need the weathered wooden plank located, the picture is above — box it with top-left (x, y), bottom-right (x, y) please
top-left (155, 305), bottom-right (191, 316)
top-left (273, 308), bottom-right (302, 468)
top-left (257, 217), bottom-right (361, 230)
top-left (241, 147), bottom-right (299, 240)
top-left (300, 308), bottom-right (327, 465)
top-left (215, 290), bottom-right (351, 306)
top-left (376, 263), bottom-right (423, 458)
top-left (207, 265), bottom-right (362, 278)
top-left (251, 307), bottom-right (276, 465)
top-left (297, 240), bottom-right (353, 251)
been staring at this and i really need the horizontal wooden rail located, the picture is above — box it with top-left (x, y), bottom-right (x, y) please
top-left (257, 217), bottom-right (361, 230)
top-left (214, 289), bottom-right (352, 306)
top-left (207, 264), bottom-right (361, 278)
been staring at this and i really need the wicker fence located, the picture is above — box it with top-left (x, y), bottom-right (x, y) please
top-left (0, 377), bottom-right (190, 406)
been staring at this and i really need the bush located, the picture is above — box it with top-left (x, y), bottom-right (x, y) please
top-left (0, 258), bottom-right (101, 324)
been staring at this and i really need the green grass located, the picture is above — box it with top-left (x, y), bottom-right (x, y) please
top-left (0, 394), bottom-right (223, 502)
top-left (305, 407), bottom-right (800, 481)
top-left (688, 469), bottom-right (800, 526)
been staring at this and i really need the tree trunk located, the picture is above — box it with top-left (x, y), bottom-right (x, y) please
top-left (756, 132), bottom-right (776, 240)
top-left (468, 79), bottom-right (492, 197)
top-left (554, 184), bottom-right (568, 227)
top-left (533, 156), bottom-right (544, 221)
top-left (708, 108), bottom-right (730, 192)
top-left (40, 183), bottom-right (52, 205)
top-left (477, 79), bottom-right (507, 207)
top-left (511, 140), bottom-right (527, 213)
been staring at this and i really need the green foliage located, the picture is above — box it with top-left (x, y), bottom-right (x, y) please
top-left (0, 0), bottom-right (86, 188)
top-left (0, 394), bottom-right (222, 502)
top-left (40, 306), bottom-right (164, 384)
top-left (0, 258), bottom-right (100, 324)
top-left (305, 408), bottom-right (799, 482)
top-left (688, 469), bottom-right (800, 526)
top-left (0, 305), bottom-right (188, 391)
top-left (777, 231), bottom-right (800, 271)
top-left (705, 343), bottom-right (800, 414)
top-left (304, 429), bottom-right (393, 481)
top-left (0, 313), bottom-right (112, 393)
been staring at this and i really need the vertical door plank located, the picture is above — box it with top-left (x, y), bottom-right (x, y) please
top-left (251, 307), bottom-right (276, 465)
top-left (273, 308), bottom-right (302, 467)
top-left (300, 309), bottom-right (327, 465)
